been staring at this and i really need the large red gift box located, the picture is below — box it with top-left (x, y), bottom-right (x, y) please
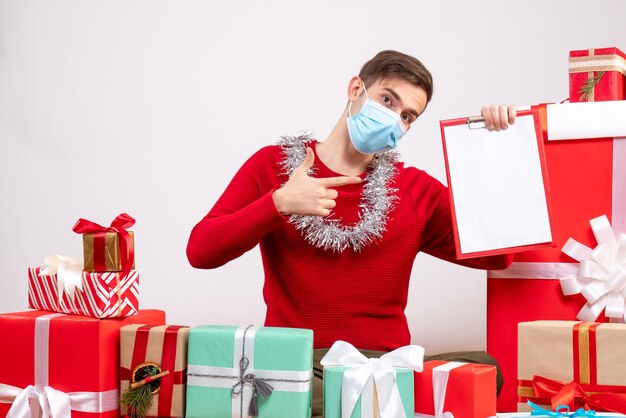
top-left (569, 47), bottom-right (626, 102)
top-left (28, 267), bottom-right (139, 318)
top-left (0, 309), bottom-right (165, 418)
top-left (414, 360), bottom-right (496, 417)
top-left (486, 105), bottom-right (626, 411)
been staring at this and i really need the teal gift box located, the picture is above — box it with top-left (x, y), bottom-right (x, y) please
top-left (186, 325), bottom-right (313, 418)
top-left (323, 367), bottom-right (414, 418)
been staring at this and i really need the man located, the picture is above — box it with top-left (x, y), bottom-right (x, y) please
top-left (187, 50), bottom-right (516, 416)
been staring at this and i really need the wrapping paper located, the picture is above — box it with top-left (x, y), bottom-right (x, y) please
top-left (569, 47), bottom-right (626, 102)
top-left (517, 321), bottom-right (626, 413)
top-left (324, 367), bottom-right (413, 418)
top-left (83, 231), bottom-right (135, 272)
top-left (120, 324), bottom-right (190, 417)
top-left (414, 360), bottom-right (497, 418)
top-left (186, 325), bottom-right (313, 418)
top-left (28, 267), bottom-right (139, 318)
top-left (0, 309), bottom-right (166, 418)
top-left (486, 103), bottom-right (626, 411)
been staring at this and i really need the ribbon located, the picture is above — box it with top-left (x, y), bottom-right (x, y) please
top-left (414, 362), bottom-right (466, 418)
top-left (187, 325), bottom-right (313, 418)
top-left (531, 376), bottom-right (626, 414)
top-left (559, 215), bottom-right (626, 323)
top-left (569, 52), bottom-right (626, 76)
top-left (320, 340), bottom-right (424, 418)
top-left (72, 213), bottom-right (135, 281)
top-left (528, 401), bottom-right (596, 417)
top-left (0, 313), bottom-right (119, 418)
top-left (38, 255), bottom-right (84, 299)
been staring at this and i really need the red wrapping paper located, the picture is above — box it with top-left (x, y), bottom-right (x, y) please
top-left (569, 47), bottom-right (626, 102)
top-left (414, 360), bottom-right (496, 417)
top-left (27, 267), bottom-right (139, 318)
top-left (486, 104), bottom-right (619, 411)
top-left (0, 309), bottom-right (165, 418)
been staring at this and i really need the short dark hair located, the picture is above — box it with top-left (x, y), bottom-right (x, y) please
top-left (358, 50), bottom-right (433, 103)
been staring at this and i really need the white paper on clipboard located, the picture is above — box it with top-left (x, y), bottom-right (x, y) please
top-left (443, 113), bottom-right (552, 255)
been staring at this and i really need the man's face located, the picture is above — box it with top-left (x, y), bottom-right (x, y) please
top-left (350, 77), bottom-right (428, 132)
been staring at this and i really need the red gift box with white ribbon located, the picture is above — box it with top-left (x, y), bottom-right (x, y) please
top-left (486, 102), bottom-right (626, 411)
top-left (0, 309), bottom-right (165, 418)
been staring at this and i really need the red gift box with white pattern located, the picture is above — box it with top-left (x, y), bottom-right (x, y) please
top-left (569, 47), bottom-right (626, 102)
top-left (0, 309), bottom-right (166, 418)
top-left (28, 266), bottom-right (139, 318)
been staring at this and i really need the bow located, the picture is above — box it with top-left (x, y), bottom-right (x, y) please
top-left (528, 401), bottom-right (596, 417)
top-left (72, 213), bottom-right (135, 281)
top-left (231, 356), bottom-right (274, 417)
top-left (320, 340), bottom-right (424, 418)
top-left (532, 375), bottom-right (626, 414)
top-left (560, 215), bottom-right (626, 322)
top-left (39, 255), bottom-right (84, 299)
top-left (3, 384), bottom-right (71, 418)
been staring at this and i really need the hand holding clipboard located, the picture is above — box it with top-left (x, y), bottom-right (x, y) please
top-left (441, 109), bottom-right (554, 259)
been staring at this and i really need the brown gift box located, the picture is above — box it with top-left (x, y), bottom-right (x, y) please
top-left (83, 230), bottom-right (135, 272)
top-left (517, 321), bottom-right (626, 412)
top-left (120, 324), bottom-right (190, 417)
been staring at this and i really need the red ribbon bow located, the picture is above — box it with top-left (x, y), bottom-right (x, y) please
top-left (532, 375), bottom-right (626, 414)
top-left (72, 213), bottom-right (135, 281)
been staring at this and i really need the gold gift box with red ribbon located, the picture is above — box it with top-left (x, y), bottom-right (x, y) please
top-left (82, 230), bottom-right (135, 272)
top-left (120, 324), bottom-right (190, 417)
top-left (73, 213), bottom-right (136, 273)
top-left (517, 321), bottom-right (626, 414)
top-left (569, 47), bottom-right (626, 102)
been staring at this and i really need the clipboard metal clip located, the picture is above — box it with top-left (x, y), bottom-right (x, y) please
top-left (466, 116), bottom-right (487, 130)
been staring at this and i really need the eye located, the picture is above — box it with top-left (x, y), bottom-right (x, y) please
top-left (382, 95), bottom-right (392, 106)
top-left (401, 113), bottom-right (412, 122)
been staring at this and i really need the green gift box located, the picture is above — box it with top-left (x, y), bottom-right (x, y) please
top-left (323, 367), bottom-right (414, 418)
top-left (321, 341), bottom-right (423, 418)
top-left (186, 325), bottom-right (313, 418)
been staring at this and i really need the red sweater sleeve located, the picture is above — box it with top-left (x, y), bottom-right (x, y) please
top-left (186, 146), bottom-right (287, 269)
top-left (410, 168), bottom-right (513, 270)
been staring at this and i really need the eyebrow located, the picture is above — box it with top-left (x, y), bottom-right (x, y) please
top-left (382, 87), bottom-right (421, 118)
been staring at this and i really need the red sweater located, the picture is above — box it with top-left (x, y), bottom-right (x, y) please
top-left (187, 142), bottom-right (512, 351)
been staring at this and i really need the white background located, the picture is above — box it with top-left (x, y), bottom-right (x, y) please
top-left (1, 0), bottom-right (625, 354)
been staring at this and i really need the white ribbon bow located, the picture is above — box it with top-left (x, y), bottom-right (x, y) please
top-left (0, 383), bottom-right (119, 418)
top-left (39, 255), bottom-right (84, 299)
top-left (320, 340), bottom-right (424, 418)
top-left (560, 215), bottom-right (626, 322)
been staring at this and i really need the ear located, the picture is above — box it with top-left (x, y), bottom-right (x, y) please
top-left (346, 76), bottom-right (364, 102)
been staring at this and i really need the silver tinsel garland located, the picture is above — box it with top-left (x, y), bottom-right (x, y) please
top-left (277, 133), bottom-right (399, 253)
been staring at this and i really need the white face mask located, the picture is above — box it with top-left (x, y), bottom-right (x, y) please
top-left (347, 84), bottom-right (406, 154)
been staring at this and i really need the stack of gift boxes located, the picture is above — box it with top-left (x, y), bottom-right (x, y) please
top-left (1, 46), bottom-right (625, 418)
top-left (0, 221), bottom-right (498, 417)
top-left (487, 46), bottom-right (626, 414)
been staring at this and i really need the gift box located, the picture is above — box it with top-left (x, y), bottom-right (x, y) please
top-left (186, 325), bottom-right (313, 418)
top-left (321, 341), bottom-right (422, 418)
top-left (120, 324), bottom-right (190, 417)
top-left (569, 47), bottom-right (626, 102)
top-left (73, 213), bottom-right (136, 273)
top-left (0, 309), bottom-right (166, 418)
top-left (414, 360), bottom-right (497, 418)
top-left (486, 103), bottom-right (626, 411)
top-left (517, 321), bottom-right (626, 413)
top-left (28, 266), bottom-right (139, 318)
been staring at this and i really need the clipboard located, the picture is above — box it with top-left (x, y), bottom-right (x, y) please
top-left (440, 109), bottom-right (554, 259)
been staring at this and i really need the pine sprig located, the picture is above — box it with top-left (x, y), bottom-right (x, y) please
top-left (120, 364), bottom-right (161, 418)
top-left (579, 71), bottom-right (605, 101)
